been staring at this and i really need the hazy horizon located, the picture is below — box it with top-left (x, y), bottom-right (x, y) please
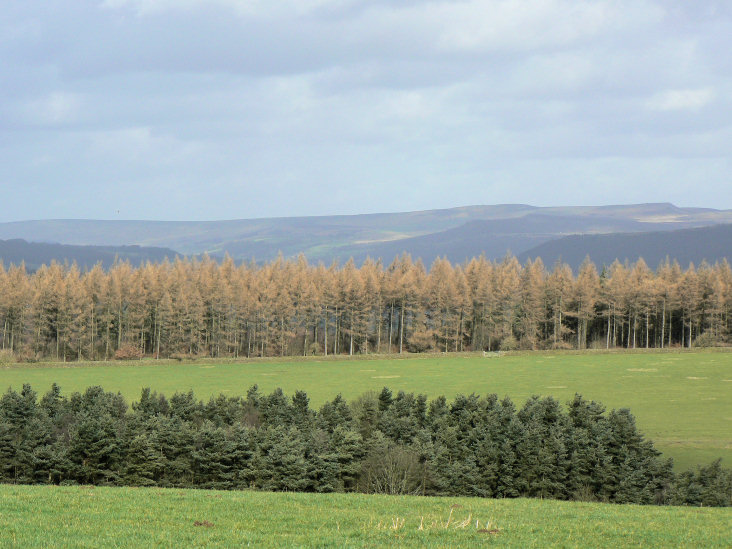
top-left (1, 201), bottom-right (730, 224)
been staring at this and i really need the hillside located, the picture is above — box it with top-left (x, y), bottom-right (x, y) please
top-left (0, 239), bottom-right (179, 271)
top-left (1, 203), bottom-right (731, 264)
top-left (518, 223), bottom-right (732, 270)
top-left (344, 213), bottom-right (687, 265)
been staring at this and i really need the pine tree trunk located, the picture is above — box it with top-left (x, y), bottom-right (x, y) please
top-left (399, 303), bottom-right (405, 354)
top-left (479, 304), bottom-right (485, 350)
top-left (377, 309), bottom-right (381, 353)
top-left (388, 301), bottom-right (394, 353)
top-left (661, 300), bottom-right (665, 349)
top-left (247, 322), bottom-right (251, 358)
top-left (334, 308), bottom-right (339, 355)
top-left (667, 311), bottom-right (672, 347)
top-left (558, 297), bottom-right (562, 347)
top-left (632, 314), bottom-right (637, 349)
top-left (682, 316), bottom-right (686, 348)
top-left (157, 317), bottom-right (162, 359)
top-left (458, 309), bottom-right (463, 352)
top-left (577, 297), bottom-right (582, 350)
top-left (349, 311), bottom-right (354, 356)
top-left (303, 323), bottom-right (308, 356)
top-left (621, 316), bottom-right (625, 348)
top-left (612, 307), bottom-right (617, 347)
top-left (281, 318), bottom-right (285, 357)
top-left (324, 306), bottom-right (328, 357)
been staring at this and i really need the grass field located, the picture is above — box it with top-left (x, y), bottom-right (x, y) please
top-left (1, 350), bottom-right (731, 470)
top-left (0, 484), bottom-right (730, 548)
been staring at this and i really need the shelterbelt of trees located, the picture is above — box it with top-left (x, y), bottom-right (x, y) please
top-left (0, 253), bottom-right (730, 361)
top-left (1, 383), bottom-right (730, 506)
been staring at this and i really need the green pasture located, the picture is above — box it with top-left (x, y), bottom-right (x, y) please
top-left (0, 484), bottom-right (729, 548)
top-left (1, 350), bottom-right (731, 470)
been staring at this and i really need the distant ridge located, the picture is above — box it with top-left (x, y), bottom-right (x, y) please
top-left (342, 212), bottom-right (692, 265)
top-left (518, 223), bottom-right (732, 271)
top-left (1, 203), bottom-right (731, 265)
top-left (0, 239), bottom-right (179, 272)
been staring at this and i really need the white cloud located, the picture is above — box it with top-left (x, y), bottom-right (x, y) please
top-left (100, 0), bottom-right (358, 17)
top-left (22, 92), bottom-right (83, 125)
top-left (87, 127), bottom-right (205, 166)
top-left (648, 88), bottom-right (716, 111)
top-left (364, 0), bottom-right (666, 54)
top-left (382, 91), bottom-right (434, 120)
top-left (435, 0), bottom-right (607, 51)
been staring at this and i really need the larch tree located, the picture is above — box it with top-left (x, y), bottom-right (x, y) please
top-left (571, 257), bottom-right (599, 350)
top-left (494, 254), bottom-right (521, 350)
top-left (426, 257), bottom-right (458, 352)
top-left (656, 259), bottom-right (681, 348)
top-left (678, 264), bottom-right (700, 348)
top-left (546, 261), bottom-right (573, 349)
top-left (516, 258), bottom-right (546, 350)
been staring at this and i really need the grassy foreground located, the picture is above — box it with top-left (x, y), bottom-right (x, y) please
top-left (2, 349), bottom-right (731, 469)
top-left (0, 484), bottom-right (730, 548)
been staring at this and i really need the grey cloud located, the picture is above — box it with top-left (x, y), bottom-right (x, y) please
top-left (0, 1), bottom-right (730, 222)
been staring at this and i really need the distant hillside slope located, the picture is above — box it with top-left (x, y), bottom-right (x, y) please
top-left (518, 224), bottom-right (732, 270)
top-left (343, 213), bottom-right (684, 265)
top-left (1, 203), bottom-right (731, 264)
top-left (0, 239), bottom-right (179, 271)
top-left (0, 205), bottom-right (539, 257)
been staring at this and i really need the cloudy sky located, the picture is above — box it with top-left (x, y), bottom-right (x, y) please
top-left (1, 0), bottom-right (730, 221)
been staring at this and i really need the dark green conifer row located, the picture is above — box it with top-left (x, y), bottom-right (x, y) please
top-left (0, 384), bottom-right (729, 506)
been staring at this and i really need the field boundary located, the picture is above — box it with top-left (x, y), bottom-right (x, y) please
top-left (3, 346), bottom-right (731, 371)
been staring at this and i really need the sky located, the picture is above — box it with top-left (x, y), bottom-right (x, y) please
top-left (0, 0), bottom-right (730, 221)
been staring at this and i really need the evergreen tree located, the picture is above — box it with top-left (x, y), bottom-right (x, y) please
top-left (66, 412), bottom-right (123, 484)
top-left (255, 425), bottom-right (310, 492)
top-left (191, 421), bottom-right (237, 489)
top-left (316, 394), bottom-right (351, 433)
top-left (124, 432), bottom-right (165, 487)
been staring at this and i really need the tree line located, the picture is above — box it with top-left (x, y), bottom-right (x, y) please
top-left (0, 383), bottom-right (729, 506)
top-left (0, 253), bottom-right (730, 361)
